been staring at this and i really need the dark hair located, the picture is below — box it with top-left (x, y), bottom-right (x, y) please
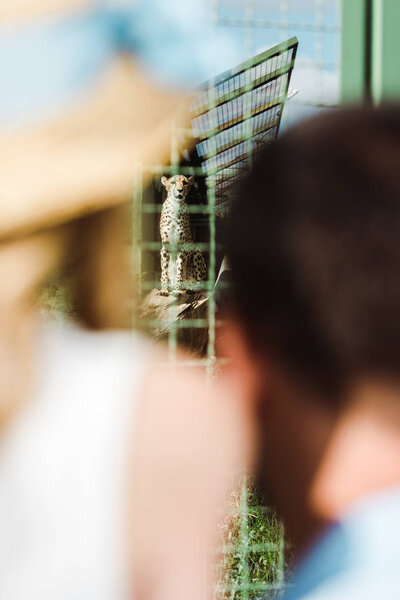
top-left (226, 105), bottom-right (400, 396)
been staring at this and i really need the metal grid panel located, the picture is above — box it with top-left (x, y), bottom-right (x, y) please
top-left (133, 2), bottom-right (341, 598)
top-left (191, 38), bottom-right (297, 216)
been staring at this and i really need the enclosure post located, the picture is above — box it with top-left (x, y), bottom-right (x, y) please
top-left (340, 0), bottom-right (369, 104)
top-left (132, 162), bottom-right (143, 299)
top-left (371, 0), bottom-right (400, 103)
top-left (341, 0), bottom-right (400, 104)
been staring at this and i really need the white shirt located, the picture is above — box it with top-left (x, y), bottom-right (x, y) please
top-left (0, 323), bottom-right (148, 599)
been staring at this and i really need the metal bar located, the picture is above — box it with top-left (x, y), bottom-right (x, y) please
top-left (216, 582), bottom-right (289, 593)
top-left (132, 163), bottom-right (143, 299)
top-left (200, 36), bottom-right (298, 86)
top-left (314, 0), bottom-right (325, 107)
top-left (296, 59), bottom-right (338, 69)
top-left (364, 0), bottom-right (373, 103)
top-left (239, 477), bottom-right (250, 600)
top-left (137, 319), bottom-right (214, 329)
top-left (216, 17), bottom-right (340, 33)
top-left (245, 0), bottom-right (254, 57)
top-left (205, 56), bottom-right (217, 377)
top-left (141, 205), bottom-right (221, 215)
top-left (138, 241), bottom-right (222, 252)
top-left (340, 0), bottom-right (367, 103)
top-left (166, 122), bottom-right (181, 360)
top-left (222, 542), bottom-right (281, 554)
top-left (140, 281), bottom-right (219, 292)
top-left (371, 0), bottom-right (400, 102)
top-left (277, 522), bottom-right (286, 588)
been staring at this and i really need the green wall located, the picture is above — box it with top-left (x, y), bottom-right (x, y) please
top-left (341, 0), bottom-right (400, 103)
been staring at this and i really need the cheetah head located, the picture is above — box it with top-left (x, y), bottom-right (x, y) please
top-left (161, 174), bottom-right (194, 202)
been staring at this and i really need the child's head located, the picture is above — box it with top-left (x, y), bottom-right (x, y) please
top-left (225, 106), bottom-right (400, 548)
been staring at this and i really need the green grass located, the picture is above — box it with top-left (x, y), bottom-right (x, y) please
top-left (36, 279), bottom-right (75, 322)
top-left (217, 484), bottom-right (291, 600)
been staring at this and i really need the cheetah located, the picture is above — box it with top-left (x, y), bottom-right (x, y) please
top-left (160, 174), bottom-right (207, 295)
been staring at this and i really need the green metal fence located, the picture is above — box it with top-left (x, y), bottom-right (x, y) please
top-left (131, 1), bottom-right (400, 596)
top-left (133, 2), bottom-right (342, 598)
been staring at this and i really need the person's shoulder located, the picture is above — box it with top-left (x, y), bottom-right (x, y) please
top-left (39, 320), bottom-right (150, 361)
top-left (284, 572), bottom-right (400, 600)
top-left (37, 320), bottom-right (153, 403)
top-left (283, 490), bottom-right (400, 600)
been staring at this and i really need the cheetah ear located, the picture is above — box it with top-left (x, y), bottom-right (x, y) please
top-left (187, 176), bottom-right (194, 187)
top-left (161, 176), bottom-right (168, 188)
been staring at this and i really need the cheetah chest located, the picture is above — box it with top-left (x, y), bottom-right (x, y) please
top-left (160, 201), bottom-right (192, 245)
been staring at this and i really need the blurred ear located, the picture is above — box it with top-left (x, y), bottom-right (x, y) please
top-left (161, 176), bottom-right (169, 188)
top-left (187, 176), bottom-right (194, 187)
top-left (217, 319), bottom-right (262, 410)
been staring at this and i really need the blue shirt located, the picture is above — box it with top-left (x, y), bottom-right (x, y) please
top-left (0, 0), bottom-right (240, 129)
top-left (282, 487), bottom-right (400, 600)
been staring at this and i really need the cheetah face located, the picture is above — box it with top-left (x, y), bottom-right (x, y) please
top-left (161, 175), bottom-right (193, 202)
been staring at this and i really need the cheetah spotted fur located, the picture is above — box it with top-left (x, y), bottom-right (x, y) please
top-left (160, 175), bottom-right (207, 294)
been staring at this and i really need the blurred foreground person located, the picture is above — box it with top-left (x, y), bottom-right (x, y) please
top-left (0, 2), bottom-right (247, 599)
top-left (225, 106), bottom-right (400, 600)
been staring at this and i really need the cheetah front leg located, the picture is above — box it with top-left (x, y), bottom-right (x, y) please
top-left (160, 246), bottom-right (170, 295)
top-left (174, 251), bottom-right (187, 293)
top-left (193, 251), bottom-right (207, 285)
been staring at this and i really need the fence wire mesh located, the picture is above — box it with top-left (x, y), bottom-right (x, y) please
top-left (132, 2), bottom-right (341, 598)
